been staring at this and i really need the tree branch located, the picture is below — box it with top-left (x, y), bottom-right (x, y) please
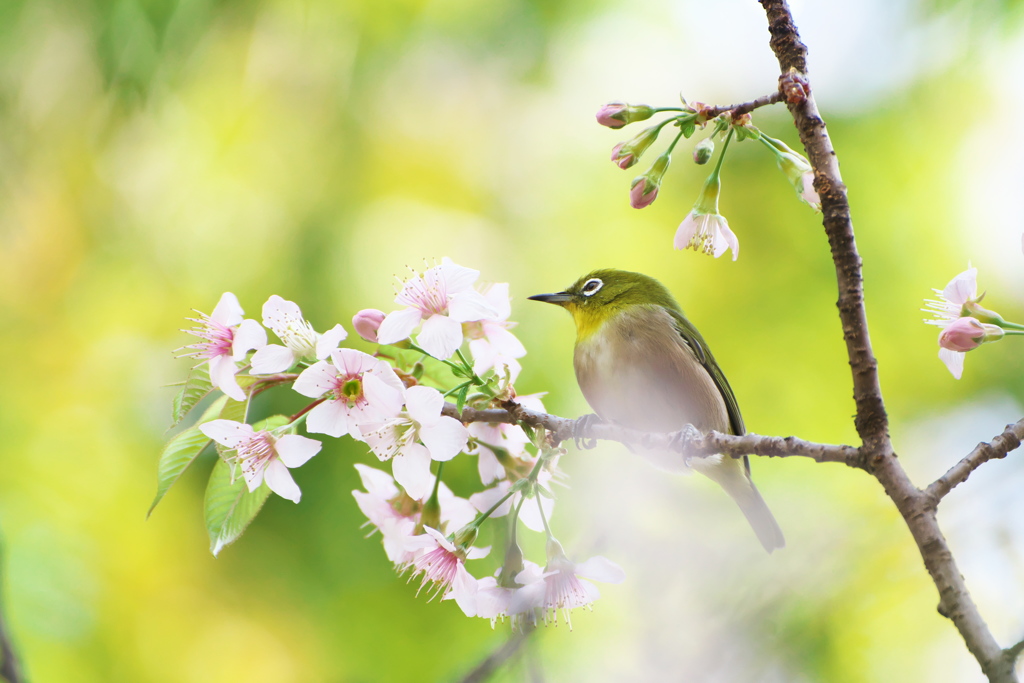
top-left (444, 402), bottom-right (863, 466)
top-left (704, 91), bottom-right (784, 119)
top-left (925, 418), bottom-right (1024, 505)
top-left (0, 535), bottom-right (23, 683)
top-left (1006, 638), bottom-right (1024, 665)
top-left (458, 627), bottom-right (533, 683)
top-left (758, 2), bottom-right (1017, 681)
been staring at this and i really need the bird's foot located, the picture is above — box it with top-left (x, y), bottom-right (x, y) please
top-left (572, 413), bottom-right (601, 450)
top-left (669, 424), bottom-right (703, 467)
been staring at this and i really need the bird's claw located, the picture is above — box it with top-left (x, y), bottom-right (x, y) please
top-left (573, 413), bottom-right (601, 450)
top-left (669, 424), bottom-right (703, 466)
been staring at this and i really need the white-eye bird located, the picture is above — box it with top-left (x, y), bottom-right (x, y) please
top-left (529, 269), bottom-right (785, 552)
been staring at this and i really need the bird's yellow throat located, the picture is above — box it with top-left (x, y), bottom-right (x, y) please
top-left (567, 302), bottom-right (612, 343)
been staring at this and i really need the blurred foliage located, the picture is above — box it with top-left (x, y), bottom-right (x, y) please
top-left (1, 0), bottom-right (1024, 681)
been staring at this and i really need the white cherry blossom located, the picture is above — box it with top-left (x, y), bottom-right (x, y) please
top-left (251, 295), bottom-right (347, 374)
top-left (376, 259), bottom-right (499, 359)
top-left (181, 292), bottom-right (267, 402)
top-left (199, 419), bottom-right (321, 503)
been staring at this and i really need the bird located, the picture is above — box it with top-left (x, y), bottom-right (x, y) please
top-left (529, 268), bottom-right (784, 552)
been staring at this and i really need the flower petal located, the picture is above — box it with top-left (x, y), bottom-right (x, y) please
top-left (404, 385), bottom-right (445, 425)
top-left (943, 267), bottom-right (978, 306)
top-left (392, 442), bottom-right (434, 500)
top-left (448, 290), bottom-right (500, 323)
top-left (480, 283), bottom-right (512, 321)
top-left (293, 360), bottom-right (338, 398)
top-left (209, 356), bottom-right (245, 401)
top-left (353, 462), bottom-right (398, 498)
top-left (305, 399), bottom-right (349, 438)
top-left (362, 372), bottom-right (404, 421)
top-left (437, 259), bottom-right (480, 294)
top-left (376, 307), bottom-right (423, 345)
top-left (469, 484), bottom-right (512, 518)
top-left (416, 314), bottom-right (464, 359)
top-left (419, 416), bottom-right (468, 462)
top-left (275, 434), bottom-right (322, 468)
top-left (199, 419), bottom-right (254, 448)
top-left (574, 555), bottom-right (626, 584)
top-left (315, 324), bottom-right (348, 360)
top-left (674, 213), bottom-right (698, 250)
top-left (232, 319), bottom-right (268, 360)
top-left (715, 217), bottom-right (739, 261)
top-left (211, 292), bottom-right (244, 327)
top-left (264, 458), bottom-right (301, 503)
top-left (939, 347), bottom-right (965, 380)
top-left (251, 344), bottom-right (297, 374)
top-left (451, 564), bottom-right (480, 617)
top-left (332, 348), bottom-right (377, 377)
top-left (262, 295), bottom-right (304, 336)
top-left (518, 494), bottom-right (553, 533)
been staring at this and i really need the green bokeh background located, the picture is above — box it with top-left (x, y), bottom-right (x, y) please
top-left (2, 0), bottom-right (1024, 681)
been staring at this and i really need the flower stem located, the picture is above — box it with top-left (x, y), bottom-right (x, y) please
top-left (472, 488), bottom-right (519, 528)
top-left (536, 494), bottom-right (553, 539)
top-left (709, 127), bottom-right (734, 182)
top-left (664, 128), bottom-right (686, 155)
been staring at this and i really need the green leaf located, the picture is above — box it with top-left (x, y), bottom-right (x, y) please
top-left (148, 395), bottom-right (228, 517)
top-left (680, 119), bottom-right (697, 139)
top-left (204, 458), bottom-right (272, 556)
top-left (171, 363), bottom-right (214, 427)
top-left (455, 383), bottom-right (470, 414)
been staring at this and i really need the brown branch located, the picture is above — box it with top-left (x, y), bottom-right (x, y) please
top-left (758, 2), bottom-right (1017, 681)
top-left (1007, 638), bottom-right (1024, 664)
top-left (704, 91), bottom-right (784, 118)
top-left (458, 627), bottom-right (533, 683)
top-left (0, 536), bottom-right (23, 683)
top-left (925, 418), bottom-right (1024, 505)
top-left (444, 402), bottom-right (863, 466)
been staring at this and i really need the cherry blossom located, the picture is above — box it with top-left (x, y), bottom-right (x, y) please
top-left (360, 385), bottom-right (469, 500)
top-left (199, 419), bottom-right (321, 503)
top-left (409, 527), bottom-right (489, 617)
top-left (475, 561), bottom-right (547, 630)
top-left (293, 349), bottom-right (405, 439)
top-left (251, 295), bottom-right (347, 374)
top-left (181, 292), bottom-right (266, 401)
top-left (514, 540), bottom-right (625, 629)
top-left (462, 283), bottom-right (527, 381)
top-left (675, 211), bottom-right (738, 260)
top-left (375, 259), bottom-right (498, 360)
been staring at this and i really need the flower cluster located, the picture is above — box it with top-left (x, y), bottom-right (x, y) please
top-left (160, 258), bottom-right (621, 629)
top-left (595, 98), bottom-right (819, 260)
top-left (923, 265), bottom-right (1020, 378)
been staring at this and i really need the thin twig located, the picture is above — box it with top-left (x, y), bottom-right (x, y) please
top-left (1006, 638), bottom-right (1024, 664)
top-left (704, 91), bottom-right (784, 118)
top-left (0, 534), bottom-right (24, 683)
top-left (925, 418), bottom-right (1024, 505)
top-left (458, 628), bottom-right (533, 683)
top-left (444, 402), bottom-right (862, 466)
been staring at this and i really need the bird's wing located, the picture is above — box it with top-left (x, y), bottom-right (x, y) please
top-left (666, 308), bottom-right (746, 437)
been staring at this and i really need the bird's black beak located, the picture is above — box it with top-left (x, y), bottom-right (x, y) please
top-left (528, 291), bottom-right (573, 305)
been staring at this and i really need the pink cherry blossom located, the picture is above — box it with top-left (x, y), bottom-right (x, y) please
top-left (251, 295), bottom-right (347, 374)
top-left (181, 292), bottom-right (267, 401)
top-left (376, 259), bottom-right (499, 360)
top-left (595, 102), bottom-right (628, 128)
top-left (409, 527), bottom-right (489, 616)
top-left (938, 317), bottom-right (986, 353)
top-left (462, 283), bottom-right (527, 381)
top-left (199, 419), bottom-right (321, 503)
top-left (352, 309), bottom-right (386, 343)
top-left (629, 179), bottom-right (658, 209)
top-left (475, 561), bottom-right (547, 630)
top-left (293, 349), bottom-right (405, 439)
top-left (515, 541), bottom-right (625, 629)
top-left (360, 385), bottom-right (469, 500)
top-left (674, 211), bottom-right (739, 261)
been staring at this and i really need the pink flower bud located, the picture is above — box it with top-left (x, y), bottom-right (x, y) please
top-left (938, 317), bottom-right (985, 352)
top-left (596, 102), bottom-right (629, 128)
top-left (610, 143), bottom-right (636, 169)
top-left (629, 178), bottom-right (658, 209)
top-left (352, 308), bottom-right (386, 343)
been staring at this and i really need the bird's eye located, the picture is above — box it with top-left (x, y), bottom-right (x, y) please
top-left (581, 278), bottom-right (603, 296)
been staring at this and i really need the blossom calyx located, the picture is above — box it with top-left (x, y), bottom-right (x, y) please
top-left (595, 102), bottom-right (656, 129)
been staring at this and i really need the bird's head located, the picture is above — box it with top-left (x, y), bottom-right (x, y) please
top-left (529, 269), bottom-right (680, 341)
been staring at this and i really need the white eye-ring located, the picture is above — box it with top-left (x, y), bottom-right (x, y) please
top-left (581, 278), bottom-right (604, 296)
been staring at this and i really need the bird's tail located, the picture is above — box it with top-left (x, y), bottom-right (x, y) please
top-left (692, 455), bottom-right (786, 553)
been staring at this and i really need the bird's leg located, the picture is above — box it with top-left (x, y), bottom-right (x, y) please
top-left (572, 413), bottom-right (602, 450)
